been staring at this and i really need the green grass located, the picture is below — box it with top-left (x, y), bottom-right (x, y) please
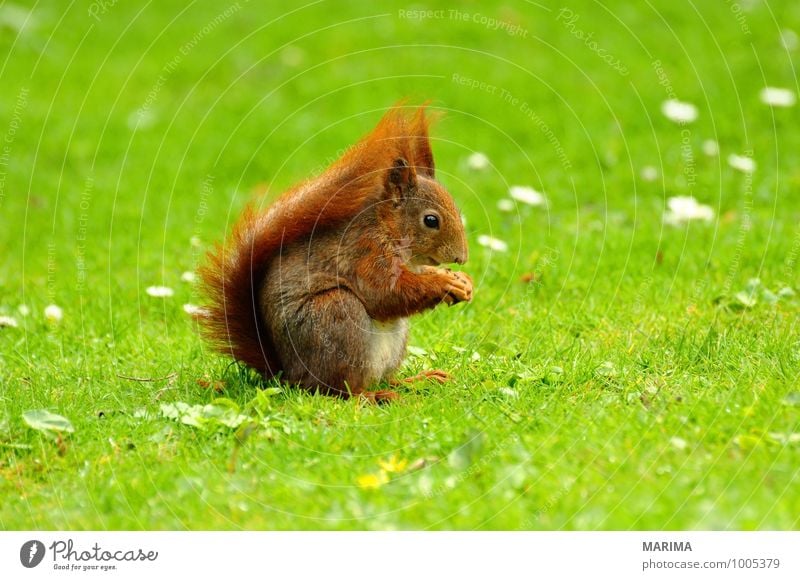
top-left (2, 0), bottom-right (800, 530)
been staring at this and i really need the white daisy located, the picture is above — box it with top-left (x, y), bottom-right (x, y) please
top-left (0, 315), bottom-right (18, 328)
top-left (759, 87), bottom-right (796, 108)
top-left (661, 99), bottom-right (698, 124)
top-left (663, 196), bottom-right (714, 226)
top-left (477, 235), bottom-right (509, 252)
top-left (497, 199), bottom-right (515, 212)
top-left (780, 29), bottom-right (798, 51)
top-left (499, 387), bottom-right (517, 398)
top-left (670, 437), bottom-right (688, 450)
top-left (728, 154), bottom-right (756, 173)
top-left (183, 304), bottom-right (210, 317)
top-left (44, 304), bottom-right (63, 323)
top-left (17, 304), bottom-right (30, 316)
top-left (640, 166), bottom-right (658, 182)
top-left (181, 271), bottom-right (197, 283)
top-left (146, 286), bottom-right (174, 298)
top-left (466, 152), bottom-right (490, 171)
top-left (509, 185), bottom-right (545, 207)
top-left (702, 140), bottom-right (719, 156)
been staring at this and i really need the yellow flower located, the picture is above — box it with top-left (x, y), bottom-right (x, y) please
top-left (378, 455), bottom-right (408, 474)
top-left (356, 472), bottom-right (389, 490)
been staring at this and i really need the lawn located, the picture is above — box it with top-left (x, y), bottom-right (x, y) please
top-left (1, 0), bottom-right (799, 530)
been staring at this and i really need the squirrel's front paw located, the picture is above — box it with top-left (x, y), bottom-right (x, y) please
top-left (442, 270), bottom-right (473, 305)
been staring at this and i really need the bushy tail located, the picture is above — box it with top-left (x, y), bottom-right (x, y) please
top-left (198, 207), bottom-right (282, 375)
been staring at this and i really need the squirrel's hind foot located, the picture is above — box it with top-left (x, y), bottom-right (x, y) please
top-left (361, 389), bottom-right (400, 404)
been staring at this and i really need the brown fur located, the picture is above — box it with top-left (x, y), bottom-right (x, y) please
top-left (199, 105), bottom-right (472, 398)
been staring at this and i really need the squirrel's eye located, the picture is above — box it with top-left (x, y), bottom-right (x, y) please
top-left (423, 214), bottom-right (440, 229)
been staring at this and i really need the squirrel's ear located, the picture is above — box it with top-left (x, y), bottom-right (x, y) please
top-left (385, 157), bottom-right (416, 205)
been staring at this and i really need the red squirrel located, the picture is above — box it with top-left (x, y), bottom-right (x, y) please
top-left (199, 106), bottom-right (473, 401)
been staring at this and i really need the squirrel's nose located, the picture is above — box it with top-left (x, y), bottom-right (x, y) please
top-left (453, 254), bottom-right (465, 265)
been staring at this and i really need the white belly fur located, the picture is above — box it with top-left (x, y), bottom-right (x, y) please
top-left (366, 318), bottom-right (408, 381)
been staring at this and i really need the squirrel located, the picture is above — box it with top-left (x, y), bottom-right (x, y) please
top-left (199, 105), bottom-right (473, 401)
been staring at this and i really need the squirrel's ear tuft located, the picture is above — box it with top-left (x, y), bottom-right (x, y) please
top-left (411, 106), bottom-right (436, 178)
top-left (385, 157), bottom-right (416, 205)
